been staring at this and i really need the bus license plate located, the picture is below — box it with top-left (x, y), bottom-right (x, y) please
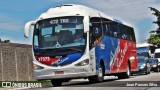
top-left (55, 71), bottom-right (64, 75)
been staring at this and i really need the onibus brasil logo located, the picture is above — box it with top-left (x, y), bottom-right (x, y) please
top-left (1, 82), bottom-right (42, 88)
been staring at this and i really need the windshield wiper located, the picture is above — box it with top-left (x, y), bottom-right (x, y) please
top-left (36, 49), bottom-right (55, 55)
top-left (36, 47), bottom-right (82, 55)
top-left (65, 48), bottom-right (82, 52)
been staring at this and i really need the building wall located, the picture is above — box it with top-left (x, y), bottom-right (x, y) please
top-left (0, 42), bottom-right (34, 81)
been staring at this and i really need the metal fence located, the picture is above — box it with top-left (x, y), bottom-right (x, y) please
top-left (0, 42), bottom-right (34, 81)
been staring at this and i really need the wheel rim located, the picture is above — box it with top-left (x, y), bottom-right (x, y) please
top-left (127, 66), bottom-right (130, 76)
top-left (98, 67), bottom-right (103, 78)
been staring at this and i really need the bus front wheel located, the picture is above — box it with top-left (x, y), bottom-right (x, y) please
top-left (51, 80), bottom-right (63, 87)
top-left (88, 64), bottom-right (104, 83)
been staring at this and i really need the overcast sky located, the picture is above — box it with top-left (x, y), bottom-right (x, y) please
top-left (0, 0), bottom-right (160, 44)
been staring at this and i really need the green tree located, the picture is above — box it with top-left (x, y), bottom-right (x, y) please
top-left (149, 7), bottom-right (160, 31)
top-left (147, 7), bottom-right (160, 47)
top-left (147, 34), bottom-right (160, 47)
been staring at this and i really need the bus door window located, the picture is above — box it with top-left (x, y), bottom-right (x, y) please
top-left (89, 17), bottom-right (103, 47)
top-left (92, 24), bottom-right (102, 38)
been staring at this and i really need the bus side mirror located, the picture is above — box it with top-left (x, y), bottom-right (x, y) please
top-left (83, 16), bottom-right (89, 32)
top-left (24, 21), bottom-right (36, 38)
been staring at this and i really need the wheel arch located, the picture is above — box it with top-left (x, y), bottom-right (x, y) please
top-left (100, 59), bottom-right (105, 74)
top-left (128, 59), bottom-right (131, 71)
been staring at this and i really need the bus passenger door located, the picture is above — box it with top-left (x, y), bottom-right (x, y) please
top-left (89, 17), bottom-right (103, 73)
top-left (89, 48), bottom-right (97, 73)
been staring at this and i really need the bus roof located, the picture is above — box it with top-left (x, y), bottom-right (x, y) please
top-left (37, 4), bottom-right (132, 27)
top-left (137, 43), bottom-right (155, 48)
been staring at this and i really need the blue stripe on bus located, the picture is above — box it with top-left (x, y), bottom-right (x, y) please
top-left (95, 36), bottom-right (119, 73)
top-left (52, 53), bottom-right (82, 66)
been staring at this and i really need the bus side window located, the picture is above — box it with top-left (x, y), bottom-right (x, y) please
top-left (103, 23), bottom-right (111, 36)
top-left (129, 28), bottom-right (136, 42)
top-left (119, 25), bottom-right (127, 40)
top-left (119, 24), bottom-right (136, 42)
top-left (109, 22), bottom-right (119, 38)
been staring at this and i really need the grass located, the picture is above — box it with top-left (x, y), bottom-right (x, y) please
top-left (0, 83), bottom-right (2, 88)
top-left (31, 80), bottom-right (50, 83)
top-left (32, 80), bottom-right (51, 85)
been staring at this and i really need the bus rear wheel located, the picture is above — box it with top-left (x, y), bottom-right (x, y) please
top-left (51, 80), bottom-right (63, 87)
top-left (88, 64), bottom-right (104, 83)
top-left (118, 63), bottom-right (130, 79)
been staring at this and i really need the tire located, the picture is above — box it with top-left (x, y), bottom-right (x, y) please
top-left (145, 69), bottom-right (148, 75)
top-left (51, 80), bottom-right (63, 87)
top-left (88, 64), bottom-right (104, 83)
top-left (118, 63), bottom-right (130, 79)
top-left (156, 67), bottom-right (159, 72)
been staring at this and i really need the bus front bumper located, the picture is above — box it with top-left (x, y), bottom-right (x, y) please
top-left (34, 67), bottom-right (95, 80)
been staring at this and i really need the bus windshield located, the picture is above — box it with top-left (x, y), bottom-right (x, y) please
top-left (33, 16), bottom-right (86, 50)
top-left (137, 52), bottom-right (149, 58)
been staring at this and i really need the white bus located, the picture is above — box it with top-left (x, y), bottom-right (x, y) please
top-left (137, 43), bottom-right (156, 58)
top-left (24, 4), bottom-right (137, 86)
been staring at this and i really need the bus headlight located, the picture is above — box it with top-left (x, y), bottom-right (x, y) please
top-left (75, 59), bottom-right (89, 66)
top-left (33, 63), bottom-right (44, 70)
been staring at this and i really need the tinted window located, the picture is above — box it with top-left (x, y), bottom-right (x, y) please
top-left (102, 18), bottom-right (111, 36)
top-left (137, 52), bottom-right (149, 58)
top-left (153, 59), bottom-right (158, 63)
top-left (108, 22), bottom-right (119, 38)
top-left (119, 24), bottom-right (136, 42)
top-left (147, 59), bottom-right (153, 63)
top-left (103, 22), bottom-right (119, 38)
top-left (90, 17), bottom-right (103, 40)
top-left (128, 27), bottom-right (136, 42)
top-left (138, 58), bottom-right (145, 63)
top-left (147, 59), bottom-right (158, 64)
top-left (119, 25), bottom-right (130, 40)
top-left (155, 53), bottom-right (160, 58)
top-left (102, 18), bottom-right (136, 42)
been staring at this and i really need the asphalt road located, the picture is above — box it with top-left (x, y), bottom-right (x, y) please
top-left (22, 72), bottom-right (160, 90)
